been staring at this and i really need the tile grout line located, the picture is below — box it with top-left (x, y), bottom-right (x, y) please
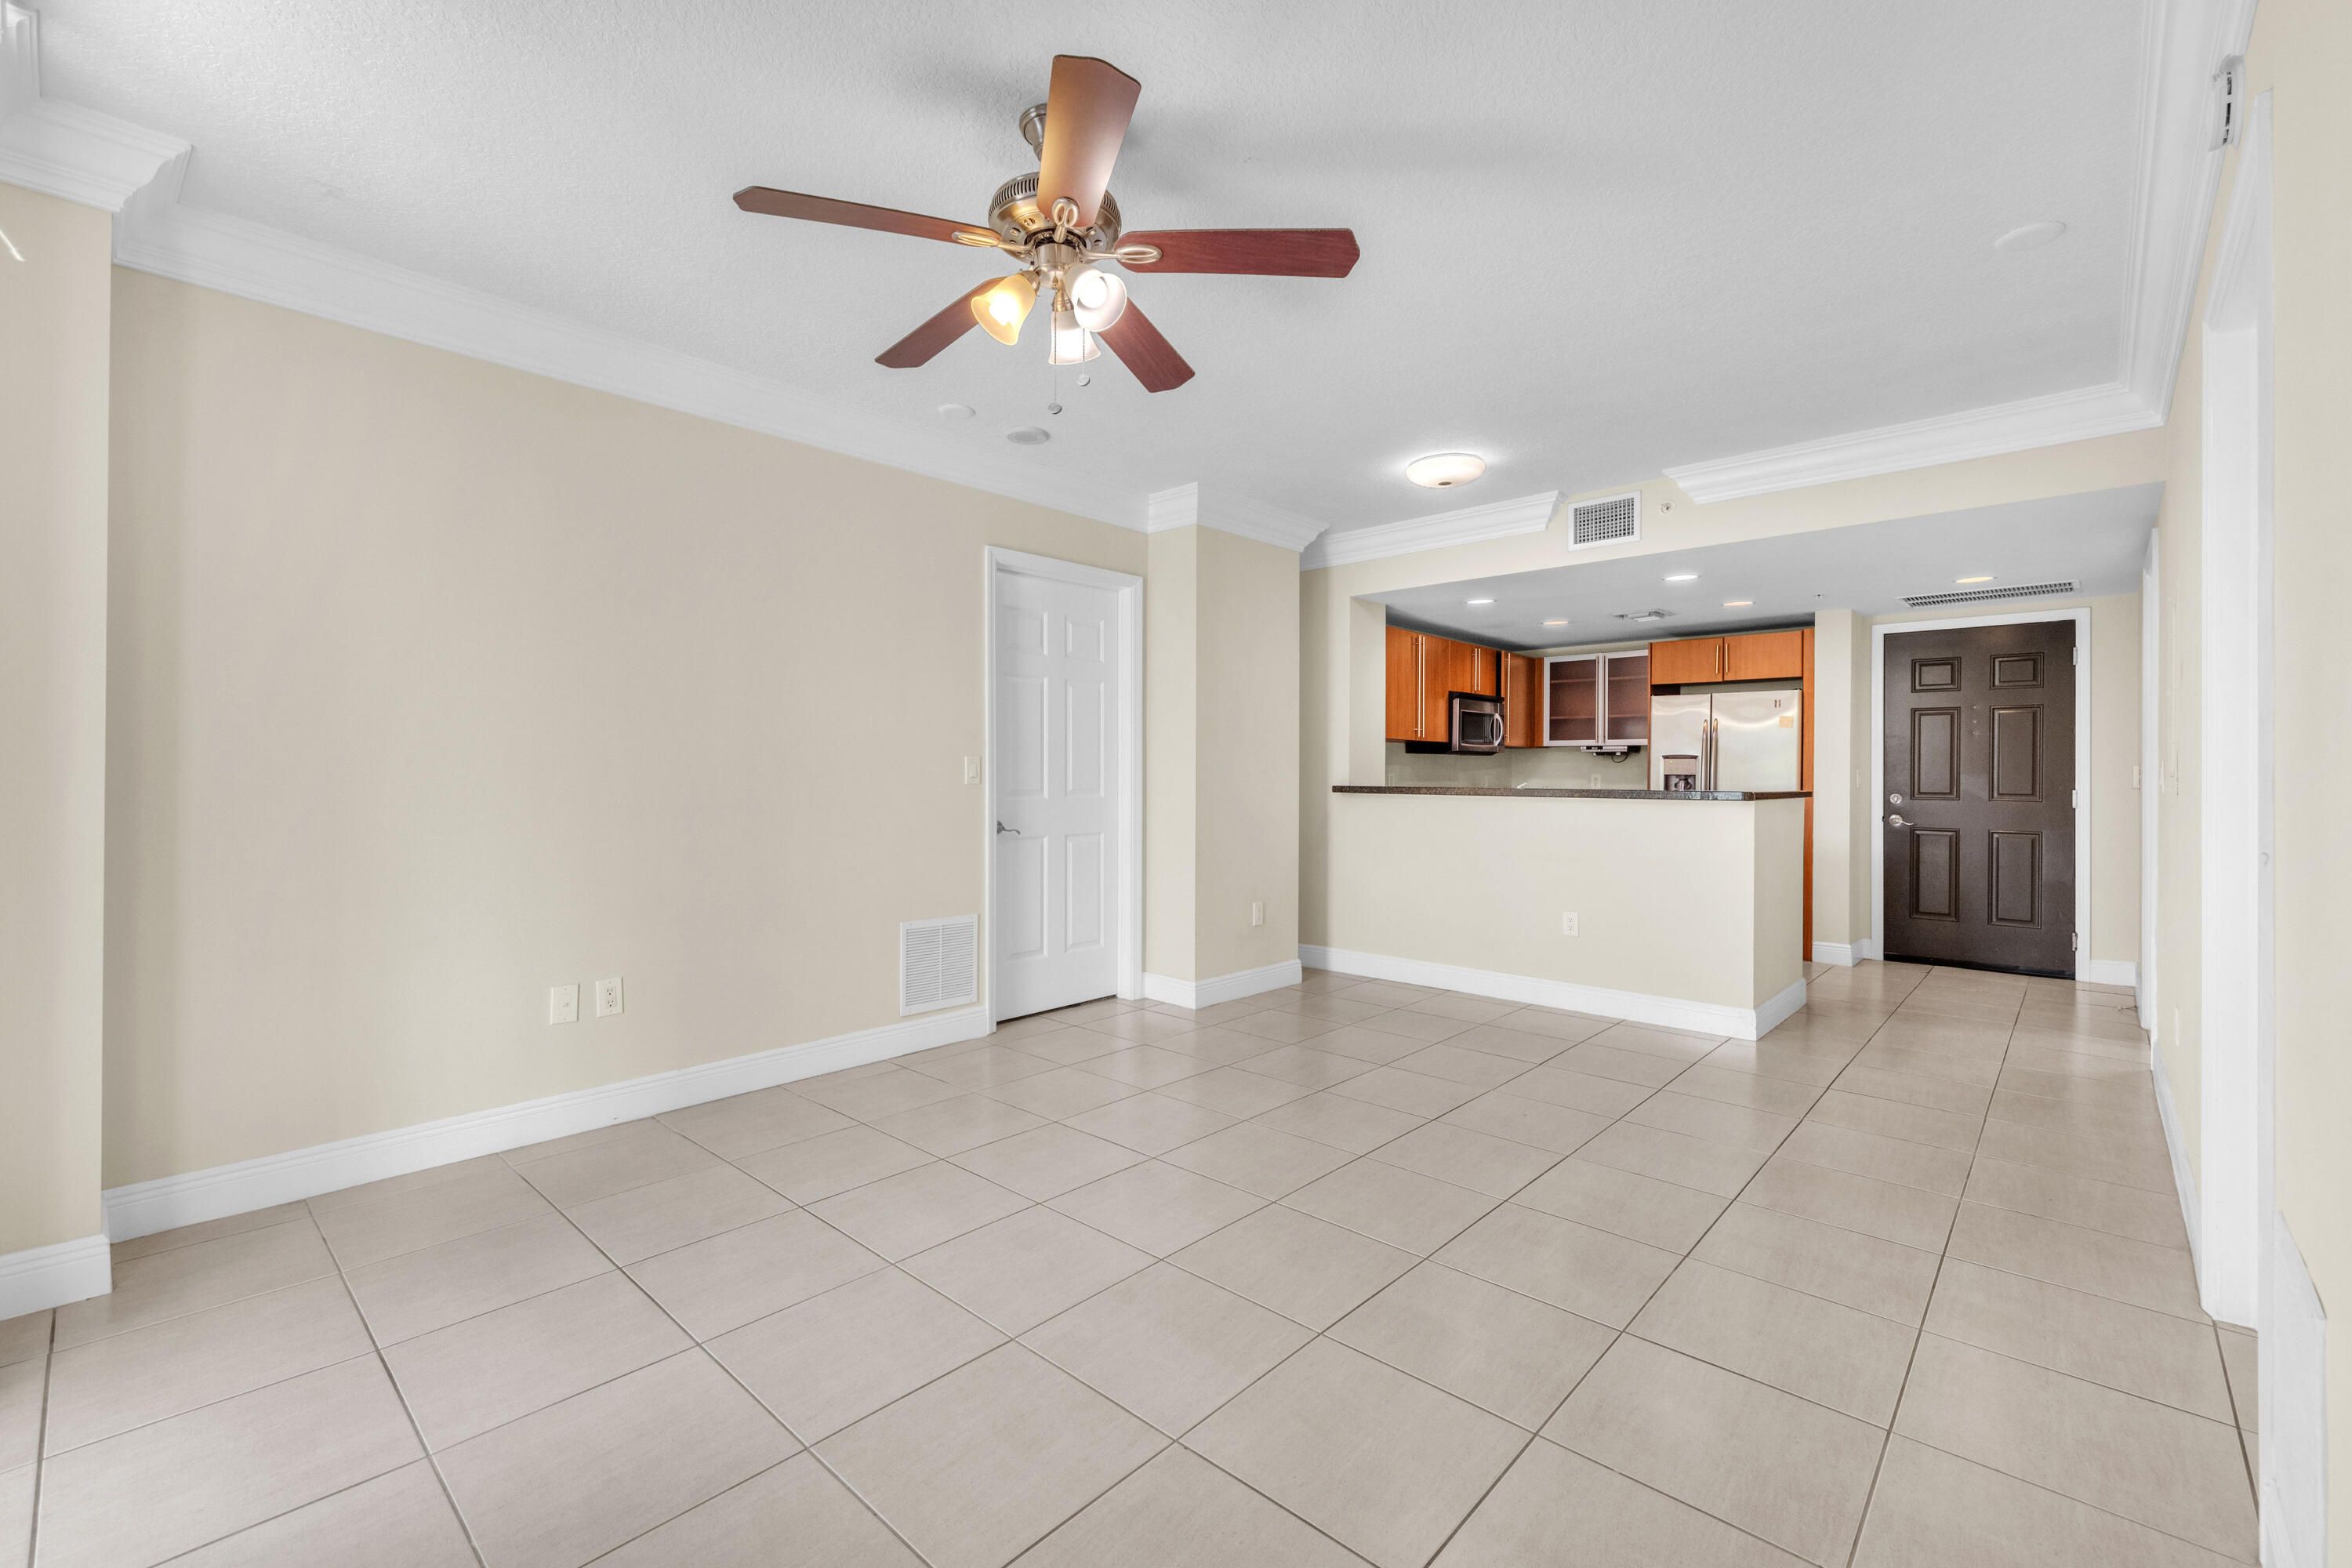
top-left (1826, 991), bottom-right (2019, 1568)
top-left (22, 1310), bottom-right (55, 1568)
top-left (314, 1199), bottom-right (495, 1568)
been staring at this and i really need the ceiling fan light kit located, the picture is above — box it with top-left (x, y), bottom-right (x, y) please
top-left (731, 54), bottom-right (1359, 393)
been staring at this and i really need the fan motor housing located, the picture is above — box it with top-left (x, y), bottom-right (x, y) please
top-left (988, 172), bottom-right (1123, 249)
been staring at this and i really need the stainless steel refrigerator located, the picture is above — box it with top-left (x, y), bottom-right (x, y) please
top-left (1649, 690), bottom-right (1802, 792)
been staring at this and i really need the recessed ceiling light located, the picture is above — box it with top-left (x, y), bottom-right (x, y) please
top-left (1664, 573), bottom-right (1697, 583)
top-left (1994, 222), bottom-right (2067, 252)
top-left (936, 403), bottom-right (975, 419)
top-left (1006, 427), bottom-right (1051, 445)
top-left (1723, 601), bottom-right (1752, 608)
top-left (1406, 452), bottom-right (1486, 488)
top-left (1467, 598), bottom-right (1494, 605)
top-left (1543, 619), bottom-right (1567, 626)
top-left (1956, 575), bottom-right (1994, 583)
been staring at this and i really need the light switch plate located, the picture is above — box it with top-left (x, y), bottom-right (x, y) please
top-left (594, 977), bottom-right (625, 1018)
top-left (1250, 900), bottom-right (1265, 927)
top-left (964, 756), bottom-right (982, 785)
top-left (549, 984), bottom-right (580, 1025)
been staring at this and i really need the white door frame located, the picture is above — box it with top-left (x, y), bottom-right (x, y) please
top-left (2139, 530), bottom-right (2160, 1025)
top-left (1870, 608), bottom-right (2093, 975)
top-left (982, 547), bottom-right (1144, 1018)
top-left (2196, 88), bottom-right (2276, 1331)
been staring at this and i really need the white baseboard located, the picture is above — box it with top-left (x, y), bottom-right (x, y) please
top-left (103, 1004), bottom-right (992, 1244)
top-left (2080, 958), bottom-right (2140, 987)
top-left (1810, 942), bottom-right (1860, 967)
top-left (1142, 960), bottom-right (1303, 1012)
top-left (0, 1232), bottom-right (111, 1319)
top-left (1299, 945), bottom-right (1804, 1042)
top-left (2151, 1038), bottom-right (2201, 1276)
top-left (2263, 1209), bottom-right (2328, 1568)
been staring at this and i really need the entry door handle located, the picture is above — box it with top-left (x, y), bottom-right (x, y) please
top-left (996, 821), bottom-right (1019, 835)
top-left (1888, 814), bottom-right (1910, 827)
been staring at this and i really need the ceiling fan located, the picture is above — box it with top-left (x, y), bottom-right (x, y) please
top-left (732, 55), bottom-right (1360, 393)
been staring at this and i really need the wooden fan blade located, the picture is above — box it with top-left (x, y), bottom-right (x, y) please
top-left (1118, 229), bottom-right (1360, 278)
top-left (1097, 302), bottom-right (1194, 393)
top-left (877, 280), bottom-right (996, 368)
top-left (734, 187), bottom-right (985, 245)
top-left (1036, 56), bottom-right (1140, 231)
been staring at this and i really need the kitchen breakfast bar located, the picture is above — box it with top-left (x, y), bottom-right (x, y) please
top-left (1311, 786), bottom-right (1811, 1041)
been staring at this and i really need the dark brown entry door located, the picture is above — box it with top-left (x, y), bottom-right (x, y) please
top-left (1883, 620), bottom-right (2076, 975)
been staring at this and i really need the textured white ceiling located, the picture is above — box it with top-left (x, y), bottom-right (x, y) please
top-left (40, 0), bottom-right (2151, 533)
top-left (1373, 484), bottom-right (2160, 648)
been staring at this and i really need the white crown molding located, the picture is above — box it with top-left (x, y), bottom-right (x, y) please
top-left (114, 176), bottom-right (1140, 528)
top-left (1664, 0), bottom-right (2243, 506)
top-left (2120, 0), bottom-right (2257, 421)
top-left (0, 4), bottom-right (187, 211)
top-left (1301, 490), bottom-right (1560, 571)
top-left (1145, 482), bottom-right (1327, 553)
top-left (1663, 382), bottom-right (2159, 505)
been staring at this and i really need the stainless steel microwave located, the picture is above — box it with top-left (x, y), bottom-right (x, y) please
top-left (1450, 693), bottom-right (1504, 754)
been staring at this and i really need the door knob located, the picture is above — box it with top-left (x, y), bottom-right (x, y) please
top-left (996, 821), bottom-right (1018, 835)
top-left (1888, 814), bottom-right (1910, 827)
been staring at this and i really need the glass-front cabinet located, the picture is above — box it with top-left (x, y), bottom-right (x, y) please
top-left (1545, 651), bottom-right (1649, 748)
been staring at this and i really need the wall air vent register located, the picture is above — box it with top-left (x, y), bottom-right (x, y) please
top-left (1900, 580), bottom-right (2078, 610)
top-left (900, 915), bottom-right (978, 1014)
top-left (1568, 493), bottom-right (1642, 551)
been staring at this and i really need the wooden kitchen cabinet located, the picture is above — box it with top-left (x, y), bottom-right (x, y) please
top-left (1385, 626), bottom-right (1425, 740)
top-left (1504, 653), bottom-right (1541, 747)
top-left (1723, 630), bottom-right (1806, 681)
top-left (1647, 637), bottom-right (1723, 684)
top-left (1604, 652), bottom-right (1650, 742)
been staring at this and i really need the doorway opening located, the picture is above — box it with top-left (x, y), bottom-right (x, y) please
top-left (982, 547), bottom-right (1142, 1022)
top-left (1871, 610), bottom-right (2091, 978)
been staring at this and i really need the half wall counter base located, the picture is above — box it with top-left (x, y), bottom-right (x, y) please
top-left (1301, 946), bottom-right (1806, 1042)
top-left (1313, 786), bottom-right (1810, 1043)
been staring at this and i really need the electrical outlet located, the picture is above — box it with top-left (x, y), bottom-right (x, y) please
top-left (1588, 773), bottom-right (1602, 788)
top-left (964, 756), bottom-right (982, 785)
top-left (1561, 912), bottom-right (1579, 937)
top-left (549, 984), bottom-right (579, 1025)
top-left (1250, 900), bottom-right (1265, 927)
top-left (594, 977), bottom-right (625, 1018)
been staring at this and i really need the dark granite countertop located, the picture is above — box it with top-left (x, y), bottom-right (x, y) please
top-left (1334, 786), bottom-right (1811, 801)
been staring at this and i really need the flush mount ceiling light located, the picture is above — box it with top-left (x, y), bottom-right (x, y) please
top-left (732, 55), bottom-right (1360, 393)
top-left (1957, 575), bottom-right (1994, 583)
top-left (1406, 453), bottom-right (1486, 488)
top-left (1994, 221), bottom-right (2067, 252)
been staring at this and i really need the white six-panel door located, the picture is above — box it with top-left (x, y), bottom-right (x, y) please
top-left (992, 568), bottom-right (1119, 1018)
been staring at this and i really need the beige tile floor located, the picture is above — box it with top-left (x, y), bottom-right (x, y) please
top-left (0, 962), bottom-right (2261, 1567)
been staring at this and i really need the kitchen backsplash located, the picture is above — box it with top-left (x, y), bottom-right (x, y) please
top-left (1384, 742), bottom-right (1650, 789)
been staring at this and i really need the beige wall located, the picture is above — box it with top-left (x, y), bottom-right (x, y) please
top-left (1321, 794), bottom-right (1802, 1014)
top-left (0, 185), bottom-right (113, 1255)
top-left (1144, 525), bottom-right (1301, 982)
top-left (103, 271), bottom-right (1144, 1188)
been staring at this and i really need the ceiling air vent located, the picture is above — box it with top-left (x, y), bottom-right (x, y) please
top-left (1900, 580), bottom-right (2078, 610)
top-left (1569, 492), bottom-right (1642, 551)
top-left (900, 915), bottom-right (978, 1014)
